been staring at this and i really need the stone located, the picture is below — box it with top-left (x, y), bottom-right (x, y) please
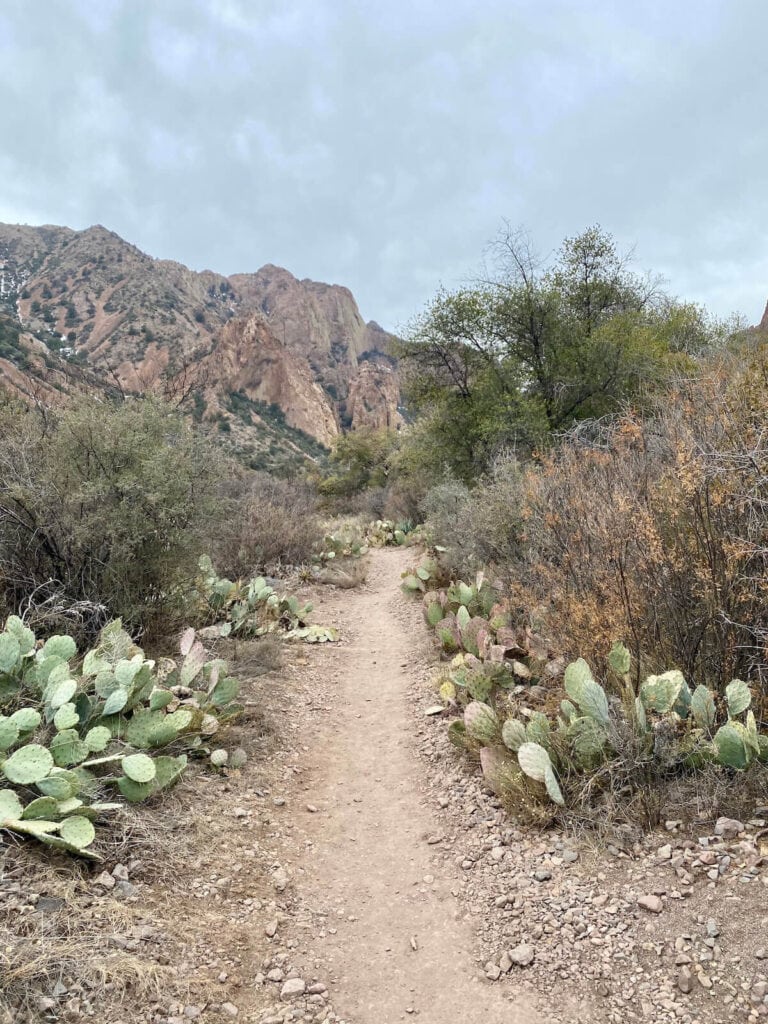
top-left (265, 919), bottom-right (278, 938)
top-left (221, 1003), bottom-right (238, 1017)
top-left (637, 895), bottom-right (663, 914)
top-left (714, 817), bottom-right (744, 837)
top-left (485, 962), bottom-right (501, 981)
top-left (280, 979), bottom-right (306, 1000)
top-left (94, 871), bottom-right (116, 890)
top-left (509, 944), bottom-right (535, 967)
top-left (677, 967), bottom-right (695, 993)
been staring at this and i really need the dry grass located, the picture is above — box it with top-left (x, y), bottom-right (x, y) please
top-left (315, 557), bottom-right (370, 589)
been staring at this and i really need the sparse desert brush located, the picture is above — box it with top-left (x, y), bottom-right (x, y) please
top-left (451, 344), bottom-right (768, 694)
top-left (214, 471), bottom-right (322, 578)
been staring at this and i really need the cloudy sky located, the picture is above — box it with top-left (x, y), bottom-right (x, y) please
top-left (1, 0), bottom-right (766, 330)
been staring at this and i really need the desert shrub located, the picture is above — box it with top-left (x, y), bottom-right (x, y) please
top-left (214, 472), bottom-right (321, 577)
top-left (460, 345), bottom-right (768, 692)
top-left (316, 428), bottom-right (398, 501)
top-left (345, 485), bottom-right (388, 519)
top-left (0, 395), bottom-right (221, 639)
top-left (421, 457), bottom-right (526, 578)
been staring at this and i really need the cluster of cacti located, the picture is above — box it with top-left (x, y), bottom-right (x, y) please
top-left (0, 617), bottom-right (245, 859)
top-left (405, 569), bottom-right (560, 693)
top-left (449, 642), bottom-right (768, 817)
top-left (365, 519), bottom-right (413, 547)
top-left (315, 524), bottom-right (369, 562)
top-left (197, 556), bottom-right (338, 643)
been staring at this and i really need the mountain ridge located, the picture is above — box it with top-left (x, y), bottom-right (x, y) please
top-left (0, 221), bottom-right (402, 473)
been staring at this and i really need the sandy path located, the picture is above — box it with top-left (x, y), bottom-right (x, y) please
top-left (295, 548), bottom-right (541, 1024)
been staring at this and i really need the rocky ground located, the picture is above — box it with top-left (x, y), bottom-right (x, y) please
top-left (3, 548), bottom-right (768, 1023)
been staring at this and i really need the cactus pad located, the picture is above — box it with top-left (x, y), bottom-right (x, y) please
top-left (121, 753), bottom-right (156, 783)
top-left (725, 679), bottom-right (751, 717)
top-left (3, 743), bottom-right (54, 784)
top-left (463, 701), bottom-right (499, 744)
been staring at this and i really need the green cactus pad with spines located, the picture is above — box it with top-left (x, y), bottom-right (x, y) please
top-left (152, 754), bottom-right (187, 790)
top-left (463, 701), bottom-right (499, 744)
top-left (36, 771), bottom-right (78, 800)
top-left (0, 718), bottom-right (20, 751)
top-left (725, 679), bottom-right (751, 717)
top-left (640, 671), bottom-right (686, 714)
top-left (124, 710), bottom-right (177, 748)
top-left (690, 685), bottom-right (716, 731)
top-left (59, 815), bottom-right (96, 848)
top-left (466, 673), bottom-right (493, 702)
top-left (10, 707), bottom-right (42, 735)
top-left (525, 712), bottom-right (552, 749)
top-left (21, 796), bottom-right (59, 820)
top-left (56, 797), bottom-right (84, 815)
top-left (543, 765), bottom-right (565, 805)
top-left (102, 686), bottom-right (129, 715)
top-left (502, 718), bottom-right (527, 752)
top-left (3, 743), bottom-right (55, 784)
top-left (165, 707), bottom-right (194, 732)
top-left (713, 722), bottom-right (750, 769)
top-left (607, 642), bottom-right (631, 676)
top-left (84, 726), bottom-right (112, 752)
top-left (447, 720), bottom-right (470, 750)
top-left (0, 633), bottom-right (21, 673)
top-left (564, 659), bottom-right (610, 724)
top-left (121, 753), bottom-right (156, 784)
top-left (211, 677), bottom-right (239, 707)
top-left (0, 788), bottom-right (23, 820)
top-left (50, 729), bottom-right (89, 767)
top-left (5, 616), bottom-right (35, 656)
top-left (41, 635), bottom-right (77, 661)
top-left (567, 717), bottom-right (609, 770)
top-left (117, 776), bottom-right (155, 802)
top-left (149, 688), bottom-right (174, 711)
top-left (53, 703), bottom-right (80, 731)
top-left (517, 741), bottom-right (555, 782)
top-left (48, 679), bottom-right (77, 710)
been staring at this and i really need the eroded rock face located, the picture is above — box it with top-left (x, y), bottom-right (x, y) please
top-left (0, 222), bottom-right (401, 451)
top-left (202, 316), bottom-right (340, 446)
top-left (347, 358), bottom-right (403, 432)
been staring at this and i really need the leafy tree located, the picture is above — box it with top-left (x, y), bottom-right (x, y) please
top-left (398, 225), bottom-right (719, 480)
top-left (317, 428), bottom-right (399, 498)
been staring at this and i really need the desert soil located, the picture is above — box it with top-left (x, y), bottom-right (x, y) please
top-left (5, 548), bottom-right (768, 1024)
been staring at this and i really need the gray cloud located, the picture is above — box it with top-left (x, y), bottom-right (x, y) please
top-left (1, 0), bottom-right (766, 330)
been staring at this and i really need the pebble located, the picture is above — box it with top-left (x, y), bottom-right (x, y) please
top-left (509, 944), bottom-right (535, 967)
top-left (637, 894), bottom-right (663, 914)
top-left (280, 979), bottom-right (306, 1000)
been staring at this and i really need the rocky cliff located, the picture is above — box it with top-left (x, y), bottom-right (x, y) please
top-left (0, 222), bottom-right (402, 469)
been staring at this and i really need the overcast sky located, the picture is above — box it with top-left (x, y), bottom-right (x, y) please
top-left (1, 0), bottom-right (766, 330)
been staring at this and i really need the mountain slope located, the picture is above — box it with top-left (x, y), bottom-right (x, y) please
top-left (0, 222), bottom-right (402, 471)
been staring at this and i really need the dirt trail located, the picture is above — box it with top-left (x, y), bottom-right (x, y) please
top-left (293, 548), bottom-right (541, 1024)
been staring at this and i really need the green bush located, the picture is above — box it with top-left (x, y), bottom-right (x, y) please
top-left (0, 395), bottom-right (222, 638)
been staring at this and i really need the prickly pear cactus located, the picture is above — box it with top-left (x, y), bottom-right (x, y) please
top-left (463, 702), bottom-right (500, 745)
top-left (564, 660), bottom-right (610, 724)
